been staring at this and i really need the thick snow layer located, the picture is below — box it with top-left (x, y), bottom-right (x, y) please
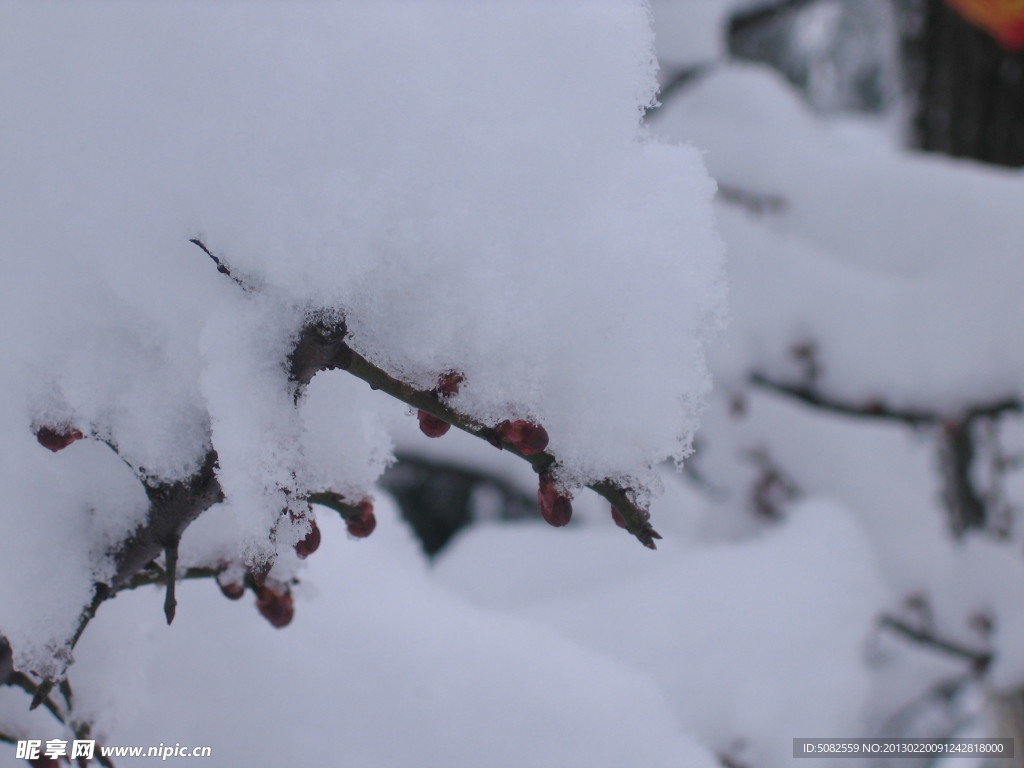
top-left (435, 498), bottom-right (887, 768)
top-left (0, 1), bottom-right (724, 673)
top-left (3, 0), bottom-right (725, 488)
top-left (12, 1), bottom-right (1024, 761)
top-left (67, 504), bottom-right (720, 768)
top-left (651, 63), bottom-right (1024, 413)
top-left (644, 53), bottom-right (1024, 748)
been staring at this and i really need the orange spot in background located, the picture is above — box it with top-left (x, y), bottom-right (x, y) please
top-left (944, 0), bottom-right (1024, 50)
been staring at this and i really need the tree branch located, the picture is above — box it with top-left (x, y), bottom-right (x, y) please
top-left (10, 672), bottom-right (64, 723)
top-left (749, 371), bottom-right (937, 425)
top-left (23, 447), bottom-right (226, 701)
top-left (163, 539), bottom-right (179, 625)
top-left (191, 240), bottom-right (662, 546)
top-left (750, 370), bottom-right (1021, 534)
top-left (22, 233), bottom-right (670, 707)
top-left (749, 371), bottom-right (1021, 426)
top-left (717, 184), bottom-right (788, 216)
top-left (14, 237), bottom-right (608, 751)
top-left (878, 614), bottom-right (992, 671)
top-left (337, 338), bottom-right (661, 547)
top-left (287, 314), bottom-right (352, 393)
top-left (189, 238), bottom-right (252, 292)
top-left (7, 671), bottom-right (117, 767)
top-left (59, 678), bottom-right (116, 768)
top-left (121, 564), bottom-right (222, 592)
top-left (111, 449), bottom-right (224, 591)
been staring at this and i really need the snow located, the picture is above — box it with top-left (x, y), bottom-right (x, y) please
top-left (70, 503), bottom-right (720, 768)
top-left (649, 0), bottom-right (730, 68)
top-left (0, 0), bottom-right (724, 677)
top-left (59, 486), bottom-right (888, 768)
top-left (435, 498), bottom-right (885, 767)
top-left (645, 45), bottom-right (1024, 754)
top-left (4, 1), bottom-right (1024, 765)
top-left (651, 63), bottom-right (1024, 412)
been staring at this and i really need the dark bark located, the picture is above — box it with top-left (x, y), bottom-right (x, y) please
top-left (110, 449), bottom-right (223, 590)
top-left (879, 614), bottom-right (992, 671)
top-left (287, 315), bottom-right (352, 391)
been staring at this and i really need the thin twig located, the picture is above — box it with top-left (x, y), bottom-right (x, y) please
top-left (44, 446), bottom-right (224, 682)
top-left (187, 245), bottom-right (663, 544)
top-left (750, 371), bottom-right (1021, 427)
top-left (163, 539), bottom-right (179, 625)
top-left (122, 564), bottom-right (222, 591)
top-left (718, 184), bottom-right (788, 216)
top-left (189, 238), bottom-right (252, 291)
top-left (39, 446), bottom-right (223, 698)
top-left (750, 370), bottom-right (1021, 534)
top-left (11, 672), bottom-right (64, 722)
top-left (339, 341), bottom-right (661, 547)
top-left (879, 614), bottom-right (992, 671)
top-left (750, 372), bottom-right (937, 425)
top-left (59, 678), bottom-right (116, 768)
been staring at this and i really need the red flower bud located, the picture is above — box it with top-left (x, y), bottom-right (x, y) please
top-left (294, 517), bottom-right (321, 559)
top-left (610, 506), bottom-right (627, 529)
top-left (537, 473), bottom-right (572, 527)
top-left (418, 410), bottom-right (450, 438)
top-left (256, 585), bottom-right (294, 628)
top-left (437, 371), bottom-right (464, 397)
top-left (346, 498), bottom-right (377, 538)
top-left (498, 419), bottom-right (549, 455)
top-left (216, 573), bottom-right (246, 601)
top-left (35, 426), bottom-right (84, 452)
top-left (247, 559), bottom-right (273, 589)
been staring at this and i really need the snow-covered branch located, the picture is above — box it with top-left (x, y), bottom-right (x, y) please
top-left (751, 370), bottom-right (1022, 534)
top-left (879, 614), bottom-right (992, 672)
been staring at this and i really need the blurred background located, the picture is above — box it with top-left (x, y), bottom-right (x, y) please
top-left (376, 2), bottom-right (1024, 767)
